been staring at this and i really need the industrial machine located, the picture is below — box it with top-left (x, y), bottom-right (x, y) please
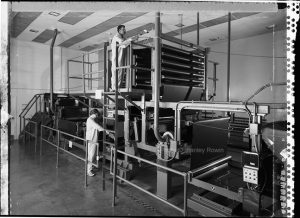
top-left (94, 12), bottom-right (285, 216)
top-left (20, 11), bottom-right (286, 217)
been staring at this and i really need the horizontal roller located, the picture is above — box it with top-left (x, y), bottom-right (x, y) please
top-left (135, 75), bottom-right (151, 80)
top-left (162, 56), bottom-right (204, 69)
top-left (162, 60), bottom-right (205, 71)
top-left (162, 44), bottom-right (205, 58)
top-left (162, 75), bottom-right (204, 83)
top-left (162, 80), bottom-right (204, 86)
top-left (162, 52), bottom-right (204, 64)
top-left (162, 67), bottom-right (204, 76)
top-left (162, 82), bottom-right (204, 88)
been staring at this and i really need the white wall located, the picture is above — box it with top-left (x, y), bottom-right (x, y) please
top-left (206, 30), bottom-right (287, 103)
top-left (206, 30), bottom-right (287, 121)
top-left (10, 38), bottom-right (82, 139)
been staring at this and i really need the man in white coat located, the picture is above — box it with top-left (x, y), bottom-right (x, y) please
top-left (85, 109), bottom-right (106, 177)
top-left (111, 25), bottom-right (138, 91)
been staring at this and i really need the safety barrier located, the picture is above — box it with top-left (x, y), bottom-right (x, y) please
top-left (40, 125), bottom-right (100, 188)
top-left (19, 94), bottom-right (43, 139)
top-left (23, 119), bottom-right (39, 152)
top-left (112, 148), bottom-right (188, 216)
top-left (67, 45), bottom-right (108, 95)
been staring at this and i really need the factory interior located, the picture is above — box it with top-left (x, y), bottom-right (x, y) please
top-left (3, 1), bottom-right (291, 217)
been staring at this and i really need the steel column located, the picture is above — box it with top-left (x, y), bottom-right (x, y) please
top-left (67, 60), bottom-right (70, 94)
top-left (85, 140), bottom-right (88, 188)
top-left (112, 43), bottom-right (119, 207)
top-left (154, 11), bottom-right (164, 142)
top-left (50, 29), bottom-right (58, 112)
top-left (227, 12), bottom-right (231, 102)
top-left (82, 54), bottom-right (86, 95)
top-left (197, 12), bottom-right (199, 46)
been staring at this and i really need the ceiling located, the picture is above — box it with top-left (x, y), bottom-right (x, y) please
top-left (10, 8), bottom-right (286, 52)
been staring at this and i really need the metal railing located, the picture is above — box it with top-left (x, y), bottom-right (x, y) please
top-left (111, 148), bottom-right (188, 216)
top-left (67, 44), bottom-right (108, 95)
top-left (40, 124), bottom-right (100, 188)
top-left (23, 119), bottom-right (38, 152)
top-left (19, 94), bottom-right (43, 137)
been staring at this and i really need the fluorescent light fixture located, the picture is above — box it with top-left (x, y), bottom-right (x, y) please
top-left (49, 11), bottom-right (60, 17)
top-left (175, 23), bottom-right (185, 28)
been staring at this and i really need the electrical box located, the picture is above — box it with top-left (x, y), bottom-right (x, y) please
top-left (242, 151), bottom-right (259, 185)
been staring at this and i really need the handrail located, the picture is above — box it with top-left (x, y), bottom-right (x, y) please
top-left (114, 148), bottom-right (188, 216)
top-left (68, 94), bottom-right (90, 108)
top-left (19, 94), bottom-right (42, 117)
top-left (84, 95), bottom-right (104, 107)
top-left (40, 124), bottom-right (101, 188)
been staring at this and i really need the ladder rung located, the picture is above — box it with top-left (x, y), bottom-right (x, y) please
top-left (103, 141), bottom-right (115, 146)
top-left (103, 117), bottom-right (115, 120)
top-left (104, 129), bottom-right (116, 133)
top-left (103, 92), bottom-right (118, 95)
top-left (104, 104), bottom-right (115, 107)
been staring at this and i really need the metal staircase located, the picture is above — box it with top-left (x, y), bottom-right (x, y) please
top-left (19, 94), bottom-right (46, 142)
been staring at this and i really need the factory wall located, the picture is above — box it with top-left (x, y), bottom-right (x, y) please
top-left (206, 30), bottom-right (287, 121)
top-left (10, 38), bottom-right (83, 139)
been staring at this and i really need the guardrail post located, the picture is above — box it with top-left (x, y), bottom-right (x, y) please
top-left (102, 142), bottom-right (106, 191)
top-left (183, 173), bottom-right (188, 217)
top-left (96, 143), bottom-right (99, 168)
top-left (23, 117), bottom-right (26, 144)
top-left (85, 140), bottom-right (88, 188)
top-left (40, 126), bottom-right (43, 156)
top-left (56, 130), bottom-right (60, 168)
top-left (35, 122), bottom-right (38, 153)
top-left (35, 96), bottom-right (38, 113)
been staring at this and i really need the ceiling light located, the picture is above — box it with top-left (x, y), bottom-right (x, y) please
top-left (29, 29), bottom-right (39, 33)
top-left (175, 23), bottom-right (185, 28)
top-left (49, 11), bottom-right (60, 17)
top-left (175, 14), bottom-right (184, 28)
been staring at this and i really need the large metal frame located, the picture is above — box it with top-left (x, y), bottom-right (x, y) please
top-left (61, 10), bottom-right (275, 217)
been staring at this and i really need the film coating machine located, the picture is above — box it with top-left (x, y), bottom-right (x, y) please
top-left (51, 13), bottom-right (286, 217)
top-left (98, 29), bottom-right (284, 216)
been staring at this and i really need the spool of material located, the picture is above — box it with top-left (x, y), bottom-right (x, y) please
top-left (162, 67), bottom-right (204, 75)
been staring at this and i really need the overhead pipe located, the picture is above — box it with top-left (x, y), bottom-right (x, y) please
top-left (154, 12), bottom-right (164, 142)
top-left (227, 13), bottom-right (231, 102)
top-left (50, 29), bottom-right (58, 113)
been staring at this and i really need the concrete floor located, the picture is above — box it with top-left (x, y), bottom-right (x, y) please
top-left (9, 139), bottom-right (199, 216)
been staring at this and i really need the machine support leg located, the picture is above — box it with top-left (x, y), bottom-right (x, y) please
top-left (156, 159), bottom-right (172, 200)
top-left (40, 126), bottom-right (43, 156)
top-left (35, 124), bottom-right (38, 153)
top-left (183, 174), bottom-right (188, 217)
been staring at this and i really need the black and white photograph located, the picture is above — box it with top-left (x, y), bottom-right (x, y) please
top-left (0, 1), bottom-right (296, 217)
